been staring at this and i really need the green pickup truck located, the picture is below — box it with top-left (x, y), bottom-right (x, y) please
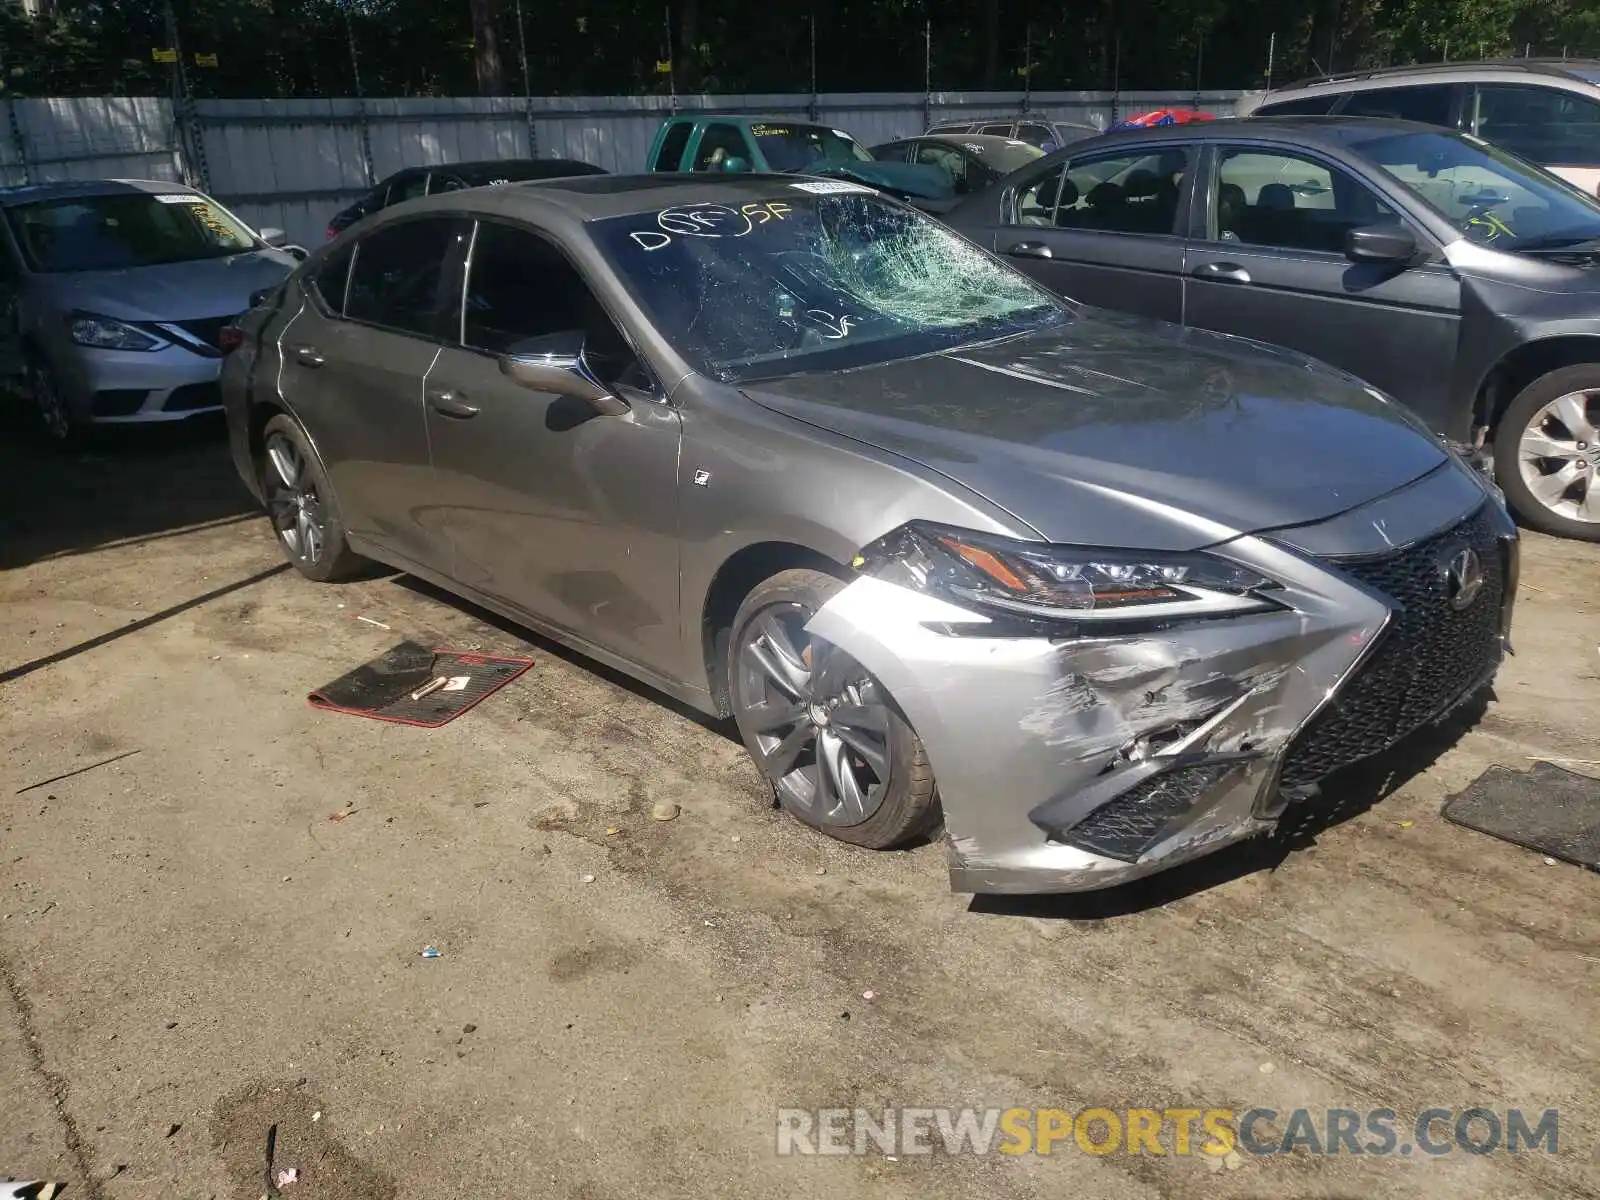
top-left (644, 115), bottom-right (955, 211)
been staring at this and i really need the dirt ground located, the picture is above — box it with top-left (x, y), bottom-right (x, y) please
top-left (1, 420), bottom-right (1597, 1200)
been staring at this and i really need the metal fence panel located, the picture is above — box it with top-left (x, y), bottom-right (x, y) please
top-left (5, 90), bottom-right (1242, 244)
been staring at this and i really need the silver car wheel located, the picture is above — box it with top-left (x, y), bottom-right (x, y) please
top-left (264, 432), bottom-right (326, 565)
top-left (733, 602), bottom-right (893, 827)
top-left (1518, 388), bottom-right (1600, 525)
top-left (29, 364), bottom-right (73, 441)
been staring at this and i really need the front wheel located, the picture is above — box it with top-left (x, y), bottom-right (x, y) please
top-left (27, 360), bottom-right (83, 447)
top-left (727, 568), bottom-right (940, 849)
top-left (1493, 366), bottom-right (1600, 541)
top-left (259, 413), bottom-right (367, 581)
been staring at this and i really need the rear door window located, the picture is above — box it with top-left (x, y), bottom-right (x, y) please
top-left (345, 217), bottom-right (469, 338)
top-left (1253, 95), bottom-right (1340, 116)
top-left (653, 123), bottom-right (693, 171)
top-left (1054, 147), bottom-right (1194, 236)
top-left (979, 122), bottom-right (1015, 137)
top-left (383, 172), bottom-right (429, 209)
top-left (1338, 83), bottom-right (1458, 127)
top-left (311, 246), bottom-right (353, 313)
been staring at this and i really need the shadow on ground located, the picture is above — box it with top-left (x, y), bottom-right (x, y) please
top-left (0, 412), bottom-right (259, 570)
top-left (970, 694), bottom-right (1491, 920)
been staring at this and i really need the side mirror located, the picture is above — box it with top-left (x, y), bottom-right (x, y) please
top-left (722, 155), bottom-right (751, 173)
top-left (1345, 223), bottom-right (1417, 264)
top-left (498, 332), bottom-right (630, 416)
top-left (258, 226), bottom-right (288, 248)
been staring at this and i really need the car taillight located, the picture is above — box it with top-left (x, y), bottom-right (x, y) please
top-left (219, 324), bottom-right (244, 353)
top-left (325, 224), bottom-right (338, 240)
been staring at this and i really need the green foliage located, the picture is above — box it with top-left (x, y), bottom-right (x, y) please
top-left (0, 0), bottom-right (1596, 98)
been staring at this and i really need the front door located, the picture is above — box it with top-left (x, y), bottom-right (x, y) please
top-left (423, 220), bottom-right (684, 678)
top-left (277, 216), bottom-right (468, 571)
top-left (1184, 143), bottom-right (1462, 430)
top-left (989, 144), bottom-right (1194, 324)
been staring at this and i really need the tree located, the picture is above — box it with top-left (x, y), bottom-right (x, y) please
top-left (469, 0), bottom-right (505, 95)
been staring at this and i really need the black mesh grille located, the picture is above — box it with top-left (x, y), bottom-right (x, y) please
top-left (1065, 763), bottom-right (1238, 862)
top-left (173, 315), bottom-right (234, 350)
top-left (91, 389), bottom-right (148, 416)
top-left (163, 382), bottom-right (222, 412)
top-left (1279, 504), bottom-right (1505, 788)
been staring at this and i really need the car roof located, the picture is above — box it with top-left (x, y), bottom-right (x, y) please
top-left (891, 133), bottom-right (1036, 150)
top-left (382, 158), bottom-right (600, 181)
top-left (0, 177), bottom-right (208, 207)
top-left (1054, 113), bottom-right (1444, 154)
top-left (1266, 57), bottom-right (1600, 95)
top-left (398, 172), bottom-right (855, 222)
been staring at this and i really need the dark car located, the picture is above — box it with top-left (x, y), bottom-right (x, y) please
top-left (221, 173), bottom-right (1513, 895)
top-left (945, 115), bottom-right (1600, 540)
top-left (324, 158), bottom-right (605, 240)
top-left (868, 134), bottom-right (1044, 196)
top-left (926, 117), bottom-right (1101, 153)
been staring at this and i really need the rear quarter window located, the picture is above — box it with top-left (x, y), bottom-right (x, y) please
top-left (1254, 95), bottom-right (1340, 116)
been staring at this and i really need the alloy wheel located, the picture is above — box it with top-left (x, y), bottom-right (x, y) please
top-left (733, 602), bottom-right (893, 827)
top-left (1517, 389), bottom-right (1600, 525)
top-left (29, 365), bottom-right (73, 442)
top-left (264, 433), bottom-right (327, 565)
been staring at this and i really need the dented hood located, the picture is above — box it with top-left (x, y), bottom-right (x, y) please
top-left (742, 310), bottom-right (1450, 550)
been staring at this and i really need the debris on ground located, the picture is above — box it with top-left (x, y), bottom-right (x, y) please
top-left (650, 801), bottom-right (681, 822)
top-left (14, 748), bottom-right (142, 795)
top-left (580, 874), bottom-right (597, 884)
top-left (166, 1121), bottom-right (182, 1137)
top-left (861, 989), bottom-right (876, 1001)
top-left (420, 945), bottom-right (441, 959)
top-left (354, 615), bottom-right (390, 630)
top-left (604, 826), bottom-right (620, 836)
top-left (1259, 1062), bottom-right (1275, 1074)
top-left (275, 1166), bottom-right (299, 1187)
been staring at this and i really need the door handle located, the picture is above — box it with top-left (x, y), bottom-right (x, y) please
top-left (1004, 241), bottom-right (1053, 260)
top-left (293, 344), bottom-right (324, 367)
top-left (427, 388), bottom-right (480, 419)
top-left (1192, 262), bottom-right (1251, 284)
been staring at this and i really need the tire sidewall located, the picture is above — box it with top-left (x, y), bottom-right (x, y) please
top-left (260, 413), bottom-right (354, 581)
top-left (1493, 364), bottom-right (1600, 541)
top-left (726, 568), bottom-right (932, 849)
top-left (27, 359), bottom-right (82, 448)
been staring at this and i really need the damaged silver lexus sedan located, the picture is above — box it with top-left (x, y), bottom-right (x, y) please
top-left (222, 174), bottom-right (1517, 894)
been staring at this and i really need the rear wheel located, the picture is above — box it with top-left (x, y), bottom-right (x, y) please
top-left (727, 568), bottom-right (939, 849)
top-left (259, 413), bottom-right (366, 581)
top-left (1494, 366), bottom-right (1600, 541)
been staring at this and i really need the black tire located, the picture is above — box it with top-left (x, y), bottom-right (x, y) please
top-left (258, 413), bottom-right (367, 581)
top-left (727, 567), bottom-right (940, 849)
top-left (26, 358), bottom-right (86, 449)
top-left (1493, 365), bottom-right (1600, 542)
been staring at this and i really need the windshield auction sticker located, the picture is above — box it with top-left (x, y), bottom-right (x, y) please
top-left (789, 180), bottom-right (873, 195)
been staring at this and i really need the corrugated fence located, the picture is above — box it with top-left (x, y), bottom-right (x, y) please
top-left (3, 90), bottom-right (1248, 246)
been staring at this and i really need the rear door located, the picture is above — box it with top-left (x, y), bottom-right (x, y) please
top-left (990, 143), bottom-right (1194, 323)
top-left (1183, 142), bottom-right (1462, 424)
top-left (276, 216), bottom-right (469, 571)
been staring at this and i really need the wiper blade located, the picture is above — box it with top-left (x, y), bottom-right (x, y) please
top-left (1515, 238), bottom-right (1600, 257)
top-left (1509, 228), bottom-right (1600, 251)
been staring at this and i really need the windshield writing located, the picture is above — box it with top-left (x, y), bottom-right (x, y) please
top-left (593, 191), bottom-right (1066, 383)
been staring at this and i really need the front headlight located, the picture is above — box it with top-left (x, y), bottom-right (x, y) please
top-left (68, 313), bottom-right (166, 352)
top-left (854, 523), bottom-right (1283, 625)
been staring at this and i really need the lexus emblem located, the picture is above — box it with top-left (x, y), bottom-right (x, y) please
top-left (1444, 547), bottom-right (1485, 611)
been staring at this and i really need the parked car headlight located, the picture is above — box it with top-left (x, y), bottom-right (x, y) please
top-left (854, 522), bottom-right (1283, 624)
top-left (68, 313), bottom-right (166, 352)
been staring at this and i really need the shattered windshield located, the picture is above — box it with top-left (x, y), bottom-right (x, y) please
top-left (591, 187), bottom-right (1068, 383)
top-left (751, 124), bottom-right (874, 172)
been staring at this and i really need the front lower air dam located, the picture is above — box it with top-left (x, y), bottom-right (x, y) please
top-left (803, 535), bottom-right (1400, 895)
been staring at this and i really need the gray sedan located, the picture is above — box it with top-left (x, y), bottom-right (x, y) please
top-left (222, 174), bottom-right (1515, 895)
top-left (0, 179), bottom-right (298, 442)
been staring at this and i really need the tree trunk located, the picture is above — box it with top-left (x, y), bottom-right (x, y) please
top-left (470, 0), bottom-right (506, 96)
top-left (983, 0), bottom-right (1000, 88)
top-left (676, 0), bottom-right (701, 92)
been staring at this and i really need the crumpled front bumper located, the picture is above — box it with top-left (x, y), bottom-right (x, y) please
top-left (804, 465), bottom-right (1516, 895)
